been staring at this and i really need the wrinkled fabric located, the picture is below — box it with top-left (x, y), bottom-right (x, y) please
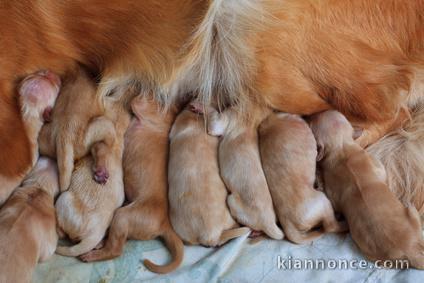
top-left (33, 232), bottom-right (424, 283)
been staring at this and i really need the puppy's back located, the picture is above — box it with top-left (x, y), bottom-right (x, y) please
top-left (0, 186), bottom-right (57, 283)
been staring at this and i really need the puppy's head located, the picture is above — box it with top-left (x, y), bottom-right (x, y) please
top-left (309, 110), bottom-right (353, 160)
top-left (18, 70), bottom-right (61, 122)
top-left (131, 94), bottom-right (172, 120)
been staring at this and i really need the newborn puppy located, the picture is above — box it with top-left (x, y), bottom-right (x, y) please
top-left (0, 157), bottom-right (59, 283)
top-left (38, 68), bottom-right (116, 191)
top-left (0, 71), bottom-right (59, 205)
top-left (55, 96), bottom-right (130, 257)
top-left (208, 106), bottom-right (284, 240)
top-left (80, 95), bottom-right (184, 274)
top-left (168, 102), bottom-right (249, 247)
top-left (310, 110), bottom-right (424, 269)
top-left (259, 113), bottom-right (345, 244)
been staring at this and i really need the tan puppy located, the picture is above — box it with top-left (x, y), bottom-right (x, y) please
top-left (310, 110), bottom-right (424, 269)
top-left (259, 112), bottom-right (345, 244)
top-left (55, 95), bottom-right (130, 257)
top-left (168, 103), bottom-right (249, 247)
top-left (80, 95), bottom-right (184, 274)
top-left (0, 71), bottom-right (59, 206)
top-left (207, 106), bottom-right (283, 240)
top-left (0, 157), bottom-right (59, 283)
top-left (38, 69), bottom-right (116, 191)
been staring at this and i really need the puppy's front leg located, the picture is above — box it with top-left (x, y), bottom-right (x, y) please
top-left (38, 124), bottom-right (56, 158)
top-left (56, 140), bottom-right (74, 192)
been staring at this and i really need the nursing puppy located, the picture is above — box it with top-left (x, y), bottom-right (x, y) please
top-left (80, 95), bottom-right (184, 274)
top-left (0, 71), bottom-right (59, 206)
top-left (38, 69), bottom-right (116, 191)
top-left (0, 157), bottom-right (59, 283)
top-left (259, 113), bottom-right (345, 244)
top-left (168, 102), bottom-right (249, 247)
top-left (207, 105), bottom-right (284, 240)
top-left (310, 110), bottom-right (424, 269)
top-left (55, 95), bottom-right (130, 257)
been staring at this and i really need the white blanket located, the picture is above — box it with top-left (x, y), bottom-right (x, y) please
top-left (33, 232), bottom-right (424, 282)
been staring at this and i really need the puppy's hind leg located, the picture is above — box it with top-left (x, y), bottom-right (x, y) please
top-left (262, 223), bottom-right (284, 240)
top-left (79, 206), bottom-right (130, 262)
top-left (218, 227), bottom-right (251, 245)
top-left (56, 140), bottom-right (74, 192)
top-left (84, 117), bottom-right (116, 149)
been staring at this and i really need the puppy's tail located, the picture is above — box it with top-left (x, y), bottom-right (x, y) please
top-left (143, 226), bottom-right (184, 274)
top-left (367, 101), bottom-right (424, 214)
top-left (56, 233), bottom-right (102, 257)
top-left (218, 227), bottom-right (251, 245)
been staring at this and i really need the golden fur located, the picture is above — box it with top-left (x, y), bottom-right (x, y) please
top-left (259, 112), bottom-right (345, 244)
top-left (207, 105), bottom-right (283, 240)
top-left (80, 95), bottom-right (184, 274)
top-left (0, 157), bottom-right (59, 283)
top-left (1, 1), bottom-right (423, 205)
top-left (38, 69), bottom-right (118, 191)
top-left (168, 103), bottom-right (250, 247)
top-left (310, 110), bottom-right (424, 269)
top-left (0, 71), bottom-right (59, 206)
top-left (55, 91), bottom-right (131, 257)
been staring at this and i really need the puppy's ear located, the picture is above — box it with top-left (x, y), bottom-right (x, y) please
top-left (316, 143), bottom-right (325, 161)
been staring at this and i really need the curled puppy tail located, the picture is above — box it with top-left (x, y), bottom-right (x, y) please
top-left (56, 233), bottom-right (102, 257)
top-left (143, 226), bottom-right (184, 274)
top-left (262, 223), bottom-right (284, 240)
top-left (218, 227), bottom-right (251, 245)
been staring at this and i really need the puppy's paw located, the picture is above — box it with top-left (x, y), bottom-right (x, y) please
top-left (93, 167), bottom-right (109, 185)
top-left (79, 251), bottom-right (99, 262)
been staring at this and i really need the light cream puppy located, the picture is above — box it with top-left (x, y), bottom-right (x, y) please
top-left (0, 157), bottom-right (59, 283)
top-left (310, 110), bottom-right (424, 269)
top-left (80, 95), bottom-right (184, 274)
top-left (55, 94), bottom-right (131, 257)
top-left (259, 112), bottom-right (345, 244)
top-left (168, 102), bottom-right (249, 247)
top-left (0, 71), bottom-right (59, 206)
top-left (38, 69), bottom-right (116, 191)
top-left (207, 105), bottom-right (284, 240)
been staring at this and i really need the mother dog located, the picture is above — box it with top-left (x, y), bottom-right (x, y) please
top-left (0, 0), bottom-right (423, 206)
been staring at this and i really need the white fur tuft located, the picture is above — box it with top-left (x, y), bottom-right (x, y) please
top-left (162, 0), bottom-right (272, 110)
